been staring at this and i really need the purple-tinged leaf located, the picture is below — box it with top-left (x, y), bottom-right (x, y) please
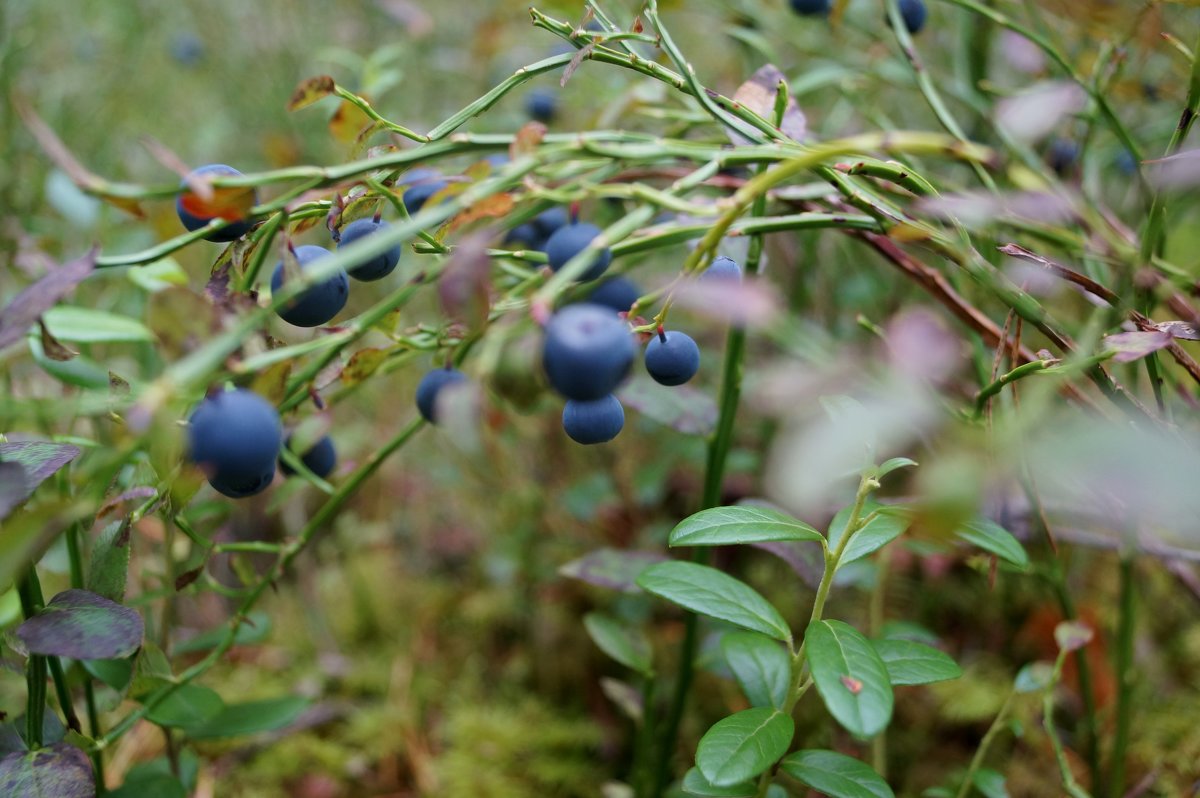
top-left (1104, 330), bottom-right (1173, 363)
top-left (16, 589), bottom-right (143, 660)
top-left (0, 441), bottom-right (81, 518)
top-left (673, 278), bottom-right (780, 328)
top-left (1146, 149), bottom-right (1200, 190)
top-left (558, 548), bottom-right (666, 593)
top-left (438, 231), bottom-right (492, 331)
top-left (751, 541), bottom-right (823, 589)
top-left (1154, 320), bottom-right (1200, 341)
top-left (0, 249), bottom-right (97, 353)
top-left (1054, 621), bottom-right (1094, 653)
top-left (0, 742), bottom-right (95, 798)
top-left (730, 65), bottom-right (806, 144)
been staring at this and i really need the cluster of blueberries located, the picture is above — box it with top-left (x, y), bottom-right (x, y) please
top-left (187, 388), bottom-right (335, 498)
top-left (176, 158), bottom-right (740, 497)
top-left (790, 0), bottom-right (927, 34)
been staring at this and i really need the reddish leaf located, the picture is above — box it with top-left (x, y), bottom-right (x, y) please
top-left (731, 65), bottom-right (806, 143)
top-left (509, 122), bottom-right (547, 159)
top-left (438, 232), bottom-right (492, 331)
top-left (0, 248), bottom-right (97, 352)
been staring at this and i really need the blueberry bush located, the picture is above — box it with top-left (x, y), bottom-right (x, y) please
top-left (3, 0), bottom-right (1200, 796)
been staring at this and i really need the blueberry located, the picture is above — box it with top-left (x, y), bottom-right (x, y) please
top-left (1047, 138), bottom-right (1080, 177)
top-left (270, 245), bottom-right (349, 328)
top-left (416, 367), bottom-right (468, 423)
top-left (545, 222), bottom-right (612, 282)
top-left (789, 0), bottom-right (830, 15)
top-left (899, 0), bottom-right (927, 34)
top-left (562, 395), bottom-right (625, 444)
top-left (169, 32), bottom-right (204, 66)
top-left (505, 223), bottom-right (544, 251)
top-left (526, 89), bottom-right (558, 123)
top-left (1116, 149), bottom-right (1138, 176)
top-left (402, 173), bottom-right (449, 215)
top-left (188, 389), bottom-right (282, 498)
top-left (585, 276), bottom-right (640, 314)
top-left (532, 207), bottom-right (569, 238)
top-left (701, 255), bottom-right (742, 282)
top-left (176, 164), bottom-right (257, 242)
top-left (280, 434), bottom-right (336, 479)
top-left (338, 218), bottom-right (401, 281)
top-left (208, 467), bottom-right (276, 499)
top-left (645, 331), bottom-right (700, 386)
top-left (484, 153), bottom-right (510, 169)
top-left (542, 303), bottom-right (635, 400)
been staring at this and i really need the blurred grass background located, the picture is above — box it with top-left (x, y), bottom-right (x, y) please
top-left (3, 0), bottom-right (1200, 796)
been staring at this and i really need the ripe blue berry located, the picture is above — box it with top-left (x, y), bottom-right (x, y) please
top-left (702, 255), bottom-right (742, 282)
top-left (542, 303), bottom-right (635, 400)
top-left (1047, 138), bottom-right (1079, 177)
top-left (280, 434), bottom-right (336, 479)
top-left (562, 395), bottom-right (625, 444)
top-left (188, 389), bottom-right (282, 498)
top-left (271, 245), bottom-right (349, 328)
top-left (532, 207), bottom-right (568, 238)
top-left (339, 218), bottom-right (401, 281)
top-left (526, 88), bottom-right (558, 123)
top-left (1116, 149), bottom-right (1138, 176)
top-left (899, 0), bottom-right (927, 33)
top-left (176, 164), bottom-right (257, 242)
top-left (402, 173), bottom-right (449, 215)
top-left (505, 223), bottom-right (544, 251)
top-left (790, 0), bottom-right (830, 15)
top-left (416, 367), bottom-right (469, 423)
top-left (645, 331), bottom-right (700, 386)
top-left (545, 222), bottom-right (612, 282)
top-left (585, 276), bottom-right (640, 314)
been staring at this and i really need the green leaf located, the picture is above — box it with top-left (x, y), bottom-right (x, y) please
top-left (827, 503), bottom-right (909, 568)
top-left (145, 684), bottom-right (224, 729)
top-left (0, 743), bottom-right (94, 798)
top-left (584, 613), bottom-right (653, 675)
top-left (108, 773), bottom-right (187, 798)
top-left (954, 518), bottom-right (1028, 569)
top-left (972, 768), bottom-right (1009, 798)
top-left (172, 612), bottom-right (272, 655)
top-left (183, 696), bottom-right (308, 740)
top-left (871, 639), bottom-right (962, 686)
top-left (681, 767), bottom-right (756, 797)
top-left (875, 457), bottom-right (917, 478)
top-left (28, 333), bottom-right (111, 389)
top-left (670, 505), bottom-right (823, 548)
top-left (127, 258), bottom-right (189, 293)
top-left (721, 632), bottom-right (791, 709)
top-left (805, 620), bottom-right (893, 737)
top-left (695, 708), bottom-right (794, 787)
top-left (41, 306), bottom-right (155, 343)
top-left (16, 589), bottom-right (143, 660)
top-left (779, 749), bottom-right (894, 798)
top-left (82, 658), bottom-right (133, 692)
top-left (637, 562), bottom-right (792, 644)
top-left (86, 521), bottom-right (131, 602)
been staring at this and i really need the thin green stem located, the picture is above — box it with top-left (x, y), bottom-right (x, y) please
top-left (1108, 552), bottom-right (1136, 795)
top-left (17, 572), bottom-right (47, 749)
top-left (1045, 649), bottom-right (1095, 798)
top-left (954, 691), bottom-right (1015, 798)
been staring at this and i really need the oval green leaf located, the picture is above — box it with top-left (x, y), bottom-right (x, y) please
top-left (721, 632), bottom-right (791, 709)
top-left (827, 504), bottom-right (909, 568)
top-left (16, 589), bottom-right (143, 660)
top-left (696, 708), bottom-right (794, 787)
top-left (871, 639), bottom-right (962, 686)
top-left (183, 696), bottom-right (308, 740)
top-left (637, 562), bottom-right (792, 644)
top-left (145, 684), bottom-right (224, 729)
top-left (681, 767), bottom-right (756, 797)
top-left (0, 743), bottom-right (95, 798)
top-left (954, 518), bottom-right (1028, 569)
top-left (41, 306), bottom-right (155, 343)
top-left (780, 749), bottom-right (894, 798)
top-left (584, 613), bottom-right (653, 675)
top-left (670, 506), bottom-right (823, 548)
top-left (805, 620), bottom-right (893, 737)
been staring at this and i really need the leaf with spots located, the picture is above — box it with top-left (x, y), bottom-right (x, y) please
top-left (0, 442), bottom-right (81, 518)
top-left (16, 589), bottom-right (143, 661)
top-left (0, 742), bottom-right (95, 798)
top-left (287, 75), bottom-right (336, 111)
top-left (805, 620), bottom-right (893, 737)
